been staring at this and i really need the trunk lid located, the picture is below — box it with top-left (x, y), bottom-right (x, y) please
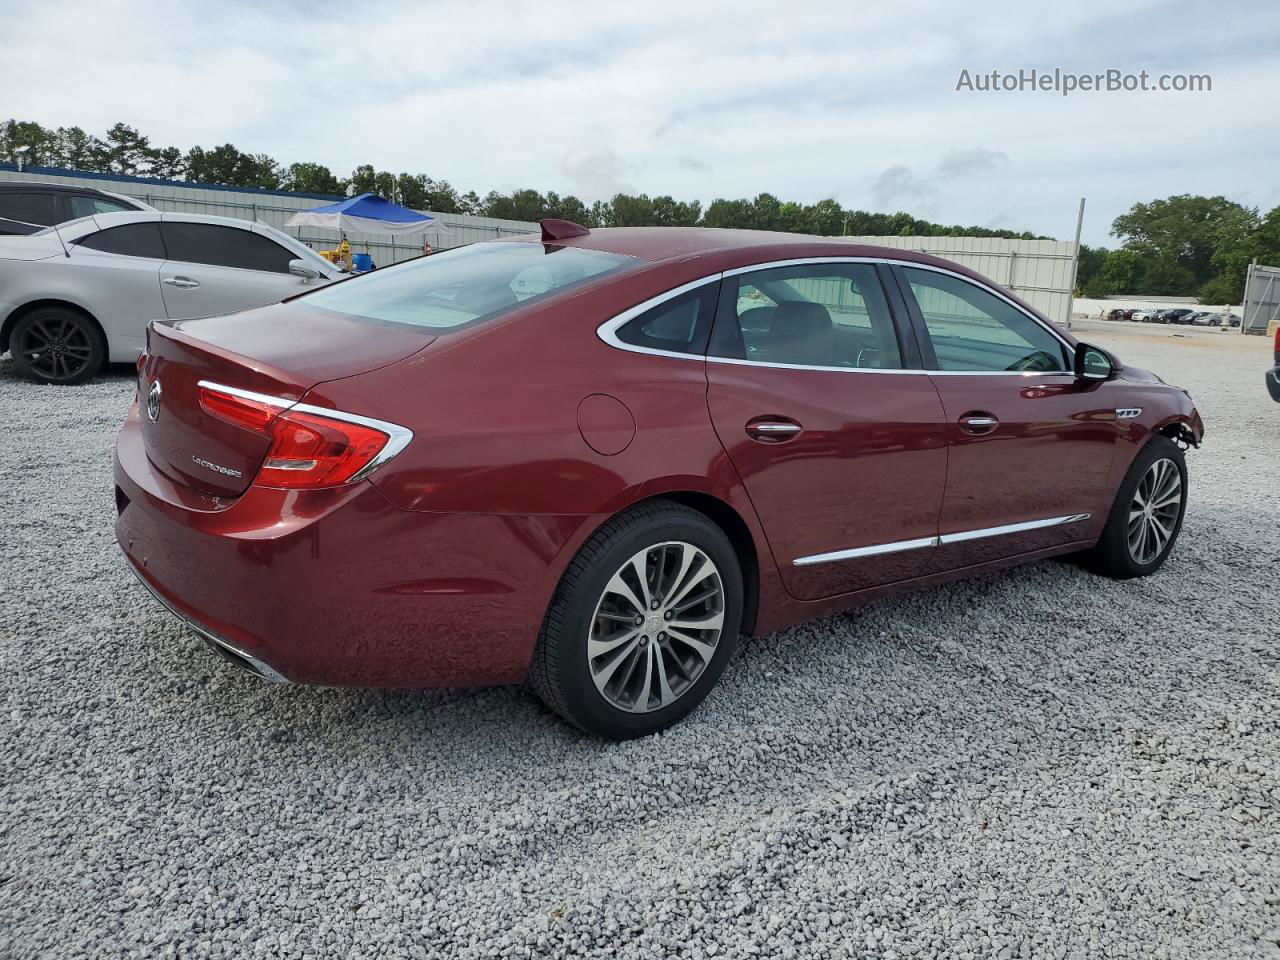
top-left (141, 302), bottom-right (433, 498)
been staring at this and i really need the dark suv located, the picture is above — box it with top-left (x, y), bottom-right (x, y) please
top-left (0, 180), bottom-right (153, 236)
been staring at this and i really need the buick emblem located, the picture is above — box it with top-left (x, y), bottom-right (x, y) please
top-left (147, 379), bottom-right (162, 423)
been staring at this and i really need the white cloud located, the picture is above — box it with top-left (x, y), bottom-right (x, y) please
top-left (2, 0), bottom-right (1277, 244)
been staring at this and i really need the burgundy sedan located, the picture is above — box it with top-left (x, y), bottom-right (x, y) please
top-left (115, 221), bottom-right (1203, 738)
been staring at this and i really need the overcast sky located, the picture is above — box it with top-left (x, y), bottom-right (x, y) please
top-left (3, 0), bottom-right (1275, 244)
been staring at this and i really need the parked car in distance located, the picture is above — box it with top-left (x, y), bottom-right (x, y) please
top-left (1164, 309), bottom-right (1197, 324)
top-left (0, 179), bottom-right (155, 236)
top-left (1226, 313), bottom-right (1242, 328)
top-left (1, 211), bottom-right (342, 384)
top-left (115, 222), bottom-right (1205, 738)
top-left (1134, 308), bottom-right (1162, 322)
top-left (1187, 311), bottom-right (1216, 326)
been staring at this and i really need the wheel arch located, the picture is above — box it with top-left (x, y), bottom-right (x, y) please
top-left (566, 490), bottom-right (762, 637)
top-left (2, 298), bottom-right (106, 355)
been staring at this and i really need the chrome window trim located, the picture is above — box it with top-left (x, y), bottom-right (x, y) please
top-left (595, 273), bottom-right (723, 361)
top-left (595, 256), bottom-right (1074, 374)
top-left (791, 513), bottom-right (1091, 566)
top-left (197, 380), bottom-right (414, 483)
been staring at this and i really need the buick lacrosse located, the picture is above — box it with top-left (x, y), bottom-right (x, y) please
top-left (115, 221), bottom-right (1202, 738)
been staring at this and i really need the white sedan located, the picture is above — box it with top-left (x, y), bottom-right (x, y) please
top-left (0, 211), bottom-right (343, 384)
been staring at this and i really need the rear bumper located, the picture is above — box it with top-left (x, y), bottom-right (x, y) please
top-left (1267, 366), bottom-right (1280, 403)
top-left (114, 401), bottom-right (596, 687)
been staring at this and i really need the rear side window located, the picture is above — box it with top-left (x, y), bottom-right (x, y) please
top-left (903, 267), bottom-right (1068, 372)
top-left (302, 241), bottom-right (642, 331)
top-left (615, 284), bottom-right (719, 355)
top-left (75, 223), bottom-right (166, 259)
top-left (709, 263), bottom-right (903, 369)
top-left (68, 195), bottom-right (133, 218)
top-left (161, 222), bottom-right (296, 273)
top-left (0, 192), bottom-right (57, 227)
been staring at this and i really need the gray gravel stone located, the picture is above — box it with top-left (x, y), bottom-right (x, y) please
top-left (0, 321), bottom-right (1277, 959)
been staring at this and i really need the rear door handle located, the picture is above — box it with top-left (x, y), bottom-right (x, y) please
top-left (162, 276), bottom-right (200, 289)
top-left (958, 412), bottom-right (999, 435)
top-left (746, 417), bottom-right (802, 443)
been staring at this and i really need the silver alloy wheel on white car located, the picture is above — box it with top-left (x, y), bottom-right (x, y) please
top-left (587, 541), bottom-right (725, 713)
top-left (1128, 457), bottom-right (1182, 564)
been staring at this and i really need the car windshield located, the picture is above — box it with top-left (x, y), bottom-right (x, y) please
top-left (301, 241), bottom-right (643, 330)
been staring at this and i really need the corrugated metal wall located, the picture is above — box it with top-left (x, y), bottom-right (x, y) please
top-left (845, 235), bottom-right (1079, 326)
top-left (0, 166), bottom-right (537, 264)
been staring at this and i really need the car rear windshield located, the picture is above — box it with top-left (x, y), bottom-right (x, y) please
top-left (301, 241), bottom-right (643, 330)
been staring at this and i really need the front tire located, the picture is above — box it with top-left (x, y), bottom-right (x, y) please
top-left (529, 501), bottom-right (743, 739)
top-left (10, 307), bottom-right (106, 385)
top-left (1085, 435), bottom-right (1187, 579)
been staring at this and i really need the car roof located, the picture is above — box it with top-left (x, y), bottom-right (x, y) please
top-left (495, 225), bottom-right (985, 274)
top-left (0, 179), bottom-right (122, 196)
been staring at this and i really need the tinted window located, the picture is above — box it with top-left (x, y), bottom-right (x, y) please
top-left (709, 263), bottom-right (903, 369)
top-left (68, 195), bottom-right (133, 218)
top-left (75, 222), bottom-right (166, 259)
top-left (0, 192), bottom-right (57, 227)
top-left (303, 241), bottom-right (641, 331)
top-left (161, 222), bottom-right (296, 273)
top-left (903, 267), bottom-right (1068, 372)
top-left (615, 285), bottom-right (719, 355)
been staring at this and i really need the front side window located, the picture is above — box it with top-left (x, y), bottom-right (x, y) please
top-left (709, 263), bottom-right (903, 369)
top-left (903, 267), bottom-right (1068, 372)
top-left (68, 195), bottom-right (132, 218)
top-left (302, 241), bottom-right (641, 331)
top-left (160, 223), bottom-right (297, 274)
top-left (74, 222), bottom-right (166, 259)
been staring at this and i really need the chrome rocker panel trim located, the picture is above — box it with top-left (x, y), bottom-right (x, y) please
top-left (792, 514), bottom-right (1092, 566)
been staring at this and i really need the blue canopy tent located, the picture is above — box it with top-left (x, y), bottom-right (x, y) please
top-left (284, 192), bottom-right (448, 236)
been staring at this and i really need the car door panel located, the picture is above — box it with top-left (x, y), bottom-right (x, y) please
top-left (704, 261), bottom-right (948, 601)
top-left (891, 264), bottom-right (1117, 571)
top-left (158, 219), bottom-right (303, 320)
top-left (159, 262), bottom-right (296, 319)
top-left (923, 373), bottom-right (1116, 570)
top-left (62, 217), bottom-right (167, 357)
top-left (708, 365), bottom-right (948, 599)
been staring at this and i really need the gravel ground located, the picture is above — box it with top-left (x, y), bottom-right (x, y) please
top-left (1, 323), bottom-right (1277, 959)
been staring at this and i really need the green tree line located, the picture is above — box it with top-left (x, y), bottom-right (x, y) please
top-left (1075, 194), bottom-right (1280, 304)
top-left (4, 119), bottom-right (1271, 301)
top-left (0, 118), bottom-right (1040, 240)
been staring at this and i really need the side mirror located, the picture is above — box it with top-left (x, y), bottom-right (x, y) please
top-left (288, 258), bottom-right (322, 281)
top-left (1074, 342), bottom-right (1116, 380)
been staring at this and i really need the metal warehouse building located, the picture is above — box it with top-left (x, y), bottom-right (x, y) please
top-left (1, 165), bottom-right (1080, 325)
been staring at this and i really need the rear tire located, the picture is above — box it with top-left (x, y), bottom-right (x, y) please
top-left (10, 307), bottom-right (106, 385)
top-left (1084, 435), bottom-right (1187, 579)
top-left (529, 501), bottom-right (743, 739)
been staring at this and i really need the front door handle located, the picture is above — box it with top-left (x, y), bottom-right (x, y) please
top-left (746, 417), bottom-right (802, 443)
top-left (958, 412), bottom-right (999, 435)
top-left (162, 276), bottom-right (200, 289)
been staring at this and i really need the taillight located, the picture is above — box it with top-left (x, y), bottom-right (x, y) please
top-left (198, 383), bottom-right (409, 489)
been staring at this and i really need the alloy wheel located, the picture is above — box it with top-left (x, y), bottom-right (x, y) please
top-left (16, 316), bottom-right (95, 381)
top-left (587, 541), bottom-right (725, 713)
top-left (1127, 457), bottom-right (1182, 565)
